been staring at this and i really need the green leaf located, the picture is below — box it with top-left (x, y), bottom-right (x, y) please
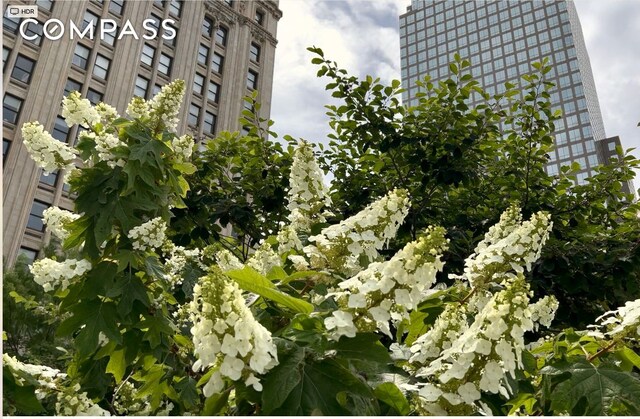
top-left (543, 360), bottom-right (640, 415)
top-left (75, 301), bottom-right (122, 357)
top-left (106, 348), bottom-right (126, 383)
top-left (175, 377), bottom-right (199, 410)
top-left (263, 342), bottom-right (375, 415)
top-left (374, 382), bottom-right (411, 415)
top-left (226, 267), bottom-right (313, 314)
top-left (329, 333), bottom-right (391, 364)
top-left (261, 341), bottom-right (305, 413)
top-left (202, 390), bottom-right (230, 415)
top-left (615, 346), bottom-right (640, 371)
top-left (505, 392), bottom-right (537, 415)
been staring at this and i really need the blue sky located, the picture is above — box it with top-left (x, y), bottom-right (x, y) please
top-left (270, 0), bottom-right (640, 184)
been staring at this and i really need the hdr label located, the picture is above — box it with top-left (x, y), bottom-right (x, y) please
top-left (5, 5), bottom-right (38, 18)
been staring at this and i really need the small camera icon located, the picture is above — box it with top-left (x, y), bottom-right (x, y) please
top-left (9, 7), bottom-right (20, 15)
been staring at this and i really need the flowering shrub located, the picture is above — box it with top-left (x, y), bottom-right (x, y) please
top-left (5, 81), bottom-right (640, 416)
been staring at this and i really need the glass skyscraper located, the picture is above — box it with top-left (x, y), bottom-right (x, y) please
top-left (399, 0), bottom-right (607, 184)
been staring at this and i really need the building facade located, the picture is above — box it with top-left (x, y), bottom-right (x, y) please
top-left (400, 0), bottom-right (607, 183)
top-left (3, 0), bottom-right (282, 265)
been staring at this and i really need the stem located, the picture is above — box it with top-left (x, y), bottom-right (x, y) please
top-left (459, 286), bottom-right (477, 305)
top-left (586, 340), bottom-right (617, 362)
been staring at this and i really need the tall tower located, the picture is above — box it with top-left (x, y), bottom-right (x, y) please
top-left (400, 0), bottom-right (607, 183)
top-left (2, 0), bottom-right (282, 265)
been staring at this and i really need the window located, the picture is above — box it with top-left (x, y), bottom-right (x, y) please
top-left (212, 53), bottom-right (224, 74)
top-left (72, 44), bottom-right (91, 69)
top-left (198, 44), bottom-right (209, 65)
top-left (109, 0), bottom-right (124, 15)
top-left (36, 0), bottom-right (53, 11)
top-left (141, 44), bottom-right (155, 66)
top-left (250, 43), bottom-right (260, 62)
top-left (3, 47), bottom-right (9, 70)
top-left (608, 142), bottom-right (617, 152)
top-left (158, 53), bottom-right (172, 76)
top-left (52, 116), bottom-right (70, 142)
top-left (247, 70), bottom-right (258, 90)
top-left (18, 248), bottom-right (38, 265)
top-left (207, 81), bottom-right (220, 103)
top-left (27, 200), bottom-right (49, 232)
top-left (153, 84), bottom-right (162, 95)
top-left (255, 10), bottom-right (265, 25)
top-left (3, 139), bottom-right (10, 161)
top-left (102, 21), bottom-right (117, 46)
top-left (203, 111), bottom-right (216, 134)
top-left (93, 54), bottom-right (110, 80)
top-left (83, 10), bottom-right (99, 31)
top-left (86, 88), bottom-right (103, 105)
top-left (64, 79), bottom-right (82, 97)
top-left (24, 20), bottom-right (44, 46)
top-left (3, 15), bottom-right (21, 33)
top-left (3, 94), bottom-right (23, 124)
top-left (40, 169), bottom-right (58, 187)
top-left (193, 73), bottom-right (205, 94)
top-left (188, 103), bottom-right (200, 126)
top-left (11, 54), bottom-right (36, 84)
top-left (169, 0), bottom-right (182, 17)
top-left (135, 75), bottom-right (149, 97)
top-left (202, 17), bottom-right (213, 37)
top-left (215, 27), bottom-right (228, 46)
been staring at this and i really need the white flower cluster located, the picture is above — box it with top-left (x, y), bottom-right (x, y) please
top-left (42, 206), bottom-right (80, 241)
top-left (148, 80), bottom-right (185, 132)
top-left (21, 122), bottom-right (77, 175)
top-left (189, 268), bottom-right (278, 397)
top-left (286, 140), bottom-right (332, 230)
top-left (61, 91), bottom-right (101, 128)
top-left (414, 274), bottom-right (541, 414)
top-left (325, 227), bottom-right (448, 340)
top-left (113, 381), bottom-right (152, 415)
top-left (81, 131), bottom-right (126, 168)
top-left (3, 354), bottom-right (110, 416)
top-left (95, 102), bottom-right (120, 124)
top-left (56, 383), bottom-right (111, 416)
top-left (304, 188), bottom-right (410, 276)
top-left (172, 134), bottom-right (194, 162)
top-left (276, 225), bottom-right (304, 254)
top-left (529, 295), bottom-right (560, 331)
top-left (163, 245), bottom-right (203, 287)
top-left (3, 353), bottom-right (64, 398)
top-left (126, 97), bottom-right (151, 119)
top-left (30, 258), bottom-right (92, 292)
top-left (409, 304), bottom-right (470, 365)
top-left (127, 217), bottom-right (167, 252)
top-left (463, 208), bottom-right (553, 289)
top-left (247, 242), bottom-right (281, 276)
top-left (216, 249), bottom-right (245, 272)
top-left (589, 298), bottom-right (640, 341)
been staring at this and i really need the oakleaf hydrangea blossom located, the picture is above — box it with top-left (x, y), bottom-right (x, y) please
top-left (61, 91), bottom-right (101, 128)
top-left (325, 227), bottom-right (448, 339)
top-left (462, 208), bottom-right (552, 289)
top-left (30, 258), bottom-right (92, 292)
top-left (95, 102), bottom-right (120, 124)
top-left (163, 244), bottom-right (204, 287)
top-left (588, 298), bottom-right (640, 341)
top-left (22, 122), bottom-right (77, 175)
top-left (286, 140), bottom-right (332, 230)
top-left (247, 242), bottom-right (281, 276)
top-left (277, 225), bottom-right (303, 254)
top-left (412, 274), bottom-right (558, 416)
top-left (189, 268), bottom-right (278, 397)
top-left (148, 80), bottom-right (185, 132)
top-left (113, 381), bottom-right (152, 415)
top-left (216, 249), bottom-right (245, 272)
top-left (529, 295), bottom-right (560, 331)
top-left (172, 134), bottom-right (195, 162)
top-left (127, 217), bottom-right (167, 252)
top-left (304, 188), bottom-right (410, 276)
top-left (3, 354), bottom-right (110, 416)
top-left (126, 97), bottom-right (151, 119)
top-left (81, 131), bottom-right (126, 168)
top-left (43, 206), bottom-right (80, 241)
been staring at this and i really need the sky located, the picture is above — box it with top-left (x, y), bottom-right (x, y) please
top-left (269, 0), bottom-right (640, 184)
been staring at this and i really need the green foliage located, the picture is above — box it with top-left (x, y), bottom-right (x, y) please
top-left (309, 46), bottom-right (640, 327)
top-left (171, 95), bottom-right (295, 259)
